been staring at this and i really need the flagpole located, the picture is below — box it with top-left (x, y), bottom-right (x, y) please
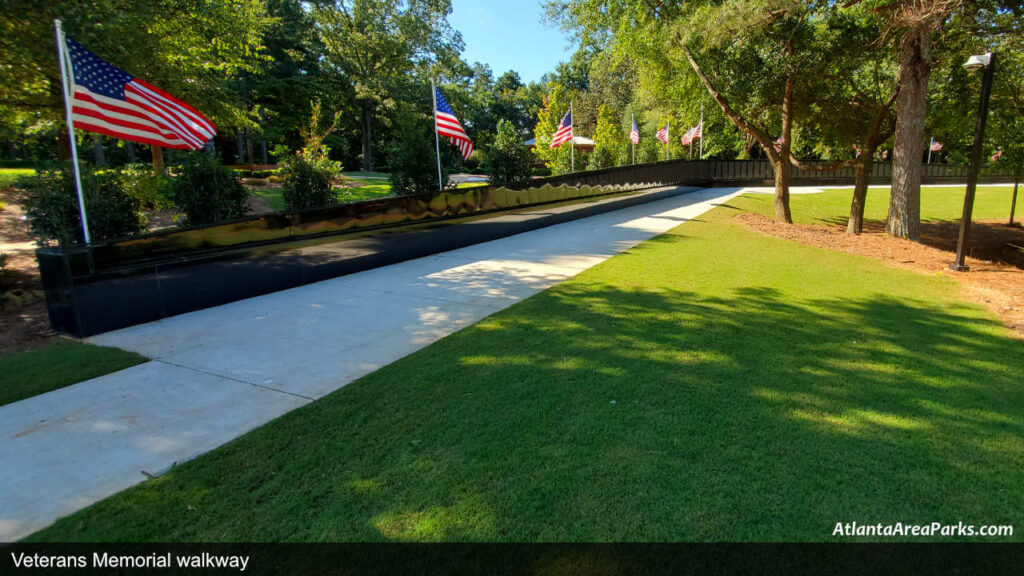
top-left (631, 113), bottom-right (635, 165)
top-left (927, 138), bottom-right (933, 164)
top-left (699, 103), bottom-right (704, 159)
top-left (570, 101), bottom-right (574, 173)
top-left (666, 119), bottom-right (670, 161)
top-left (431, 79), bottom-right (443, 191)
top-left (54, 19), bottom-right (91, 245)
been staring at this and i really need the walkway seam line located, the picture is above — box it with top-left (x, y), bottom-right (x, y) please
top-left (152, 359), bottom-right (316, 402)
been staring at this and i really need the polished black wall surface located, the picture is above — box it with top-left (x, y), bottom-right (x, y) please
top-left (38, 158), bottom-right (1014, 337)
top-left (39, 186), bottom-right (700, 337)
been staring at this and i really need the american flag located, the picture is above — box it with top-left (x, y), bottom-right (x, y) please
top-left (656, 121), bottom-right (669, 144)
top-left (930, 139), bottom-right (943, 152)
top-left (692, 123), bottom-right (702, 140)
top-left (434, 87), bottom-right (473, 160)
top-left (64, 36), bottom-right (215, 149)
top-left (629, 119), bottom-right (639, 145)
top-left (992, 149), bottom-right (1003, 161)
top-left (680, 126), bottom-right (695, 146)
top-left (773, 135), bottom-right (783, 153)
top-left (550, 109), bottom-right (573, 148)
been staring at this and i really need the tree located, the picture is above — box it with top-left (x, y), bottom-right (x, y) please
top-left (313, 0), bottom-right (462, 173)
top-left (387, 101), bottom-right (452, 195)
top-left (532, 83), bottom-right (577, 175)
top-left (589, 104), bottom-right (622, 169)
top-left (876, 0), bottom-right (955, 239)
top-left (0, 1), bottom-right (272, 160)
top-left (551, 0), bottom-right (821, 223)
top-left (869, 0), bottom-right (1020, 239)
top-left (486, 119), bottom-right (533, 186)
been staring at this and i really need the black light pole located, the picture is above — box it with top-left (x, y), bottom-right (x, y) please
top-left (951, 52), bottom-right (996, 272)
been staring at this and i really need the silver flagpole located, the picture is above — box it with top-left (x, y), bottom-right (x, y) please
top-left (431, 79), bottom-right (443, 190)
top-left (666, 120), bottom-right (670, 160)
top-left (927, 138), bottom-right (933, 164)
top-left (631, 113), bottom-right (635, 165)
top-left (54, 19), bottom-right (91, 245)
top-left (699, 103), bottom-right (704, 159)
top-left (570, 101), bottom-right (575, 173)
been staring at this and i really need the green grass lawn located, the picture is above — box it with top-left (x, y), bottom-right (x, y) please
top-left (0, 340), bottom-right (146, 407)
top-left (810, 184), bottom-right (1016, 225)
top-left (0, 168), bottom-right (35, 191)
top-left (250, 180), bottom-right (488, 213)
top-left (26, 187), bottom-right (1024, 542)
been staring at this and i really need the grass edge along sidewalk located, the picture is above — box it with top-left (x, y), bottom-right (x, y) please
top-left (25, 190), bottom-right (1024, 542)
top-left (0, 340), bottom-right (146, 407)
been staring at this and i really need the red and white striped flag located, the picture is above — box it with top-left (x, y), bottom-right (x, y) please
top-left (930, 139), bottom-right (943, 152)
top-left (773, 135), bottom-right (783, 153)
top-left (629, 119), bottom-right (639, 145)
top-left (680, 126), bottom-right (695, 146)
top-left (434, 87), bottom-right (473, 160)
top-left (63, 36), bottom-right (215, 149)
top-left (656, 122), bottom-right (669, 144)
top-left (692, 122), bottom-right (702, 140)
top-left (550, 109), bottom-right (573, 148)
top-left (992, 149), bottom-right (1003, 161)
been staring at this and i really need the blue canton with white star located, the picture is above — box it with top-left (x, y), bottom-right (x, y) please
top-left (435, 88), bottom-right (456, 116)
top-left (66, 37), bottom-right (134, 99)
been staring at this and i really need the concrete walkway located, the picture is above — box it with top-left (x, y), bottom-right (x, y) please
top-left (0, 185), bottom-right (743, 541)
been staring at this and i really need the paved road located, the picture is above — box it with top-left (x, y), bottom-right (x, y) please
top-left (0, 185), bottom-right (743, 541)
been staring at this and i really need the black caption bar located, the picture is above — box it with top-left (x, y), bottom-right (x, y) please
top-left (4, 543), bottom-right (1023, 575)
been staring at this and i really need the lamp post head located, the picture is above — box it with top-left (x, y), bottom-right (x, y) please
top-left (963, 53), bottom-right (992, 72)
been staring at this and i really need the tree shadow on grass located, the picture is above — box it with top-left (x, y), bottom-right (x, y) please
top-left (29, 270), bottom-right (1024, 543)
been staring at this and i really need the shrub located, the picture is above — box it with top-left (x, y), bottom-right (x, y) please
top-left (485, 120), bottom-right (533, 187)
top-left (388, 103), bottom-right (451, 196)
top-left (278, 152), bottom-right (339, 210)
top-left (21, 165), bottom-right (146, 246)
top-left (116, 164), bottom-right (172, 210)
top-left (171, 152), bottom-right (249, 226)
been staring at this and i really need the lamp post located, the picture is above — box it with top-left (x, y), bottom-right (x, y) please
top-left (951, 52), bottom-right (996, 272)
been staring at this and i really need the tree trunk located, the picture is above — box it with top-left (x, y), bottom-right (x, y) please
top-left (236, 130), bottom-right (246, 164)
top-left (58, 126), bottom-right (72, 161)
top-left (775, 75), bottom-right (794, 223)
top-left (152, 145), bottom-right (164, 173)
top-left (261, 140), bottom-right (269, 165)
top-left (887, 28), bottom-right (931, 241)
top-left (361, 102), bottom-right (373, 172)
top-left (1011, 176), bottom-right (1019, 226)
top-left (92, 135), bottom-right (105, 166)
top-left (848, 148), bottom-right (876, 234)
top-left (125, 140), bottom-right (136, 163)
top-left (245, 131), bottom-right (256, 168)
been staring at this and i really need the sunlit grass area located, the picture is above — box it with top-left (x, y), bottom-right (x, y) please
top-left (0, 340), bottom-right (146, 407)
top-left (0, 168), bottom-right (35, 190)
top-left (806, 185), bottom-right (1017, 225)
top-left (27, 191), bottom-right (1024, 542)
top-left (250, 178), bottom-right (488, 212)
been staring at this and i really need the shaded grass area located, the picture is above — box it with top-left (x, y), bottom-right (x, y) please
top-left (0, 340), bottom-right (146, 407)
top-left (28, 194), bottom-right (1024, 542)
top-left (805, 185), bottom-right (1017, 226)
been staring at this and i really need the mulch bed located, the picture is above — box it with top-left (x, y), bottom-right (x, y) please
top-left (736, 212), bottom-right (1024, 338)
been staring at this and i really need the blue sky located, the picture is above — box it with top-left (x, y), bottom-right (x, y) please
top-left (448, 0), bottom-right (576, 84)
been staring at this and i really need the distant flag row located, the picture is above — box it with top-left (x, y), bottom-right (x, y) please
top-left (681, 123), bottom-right (702, 146)
top-left (655, 121), bottom-right (669, 145)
